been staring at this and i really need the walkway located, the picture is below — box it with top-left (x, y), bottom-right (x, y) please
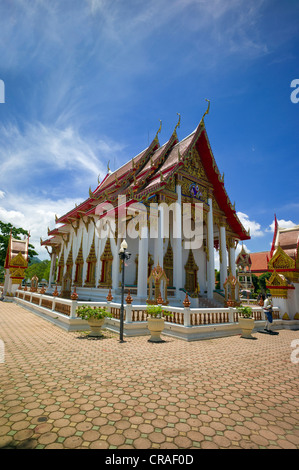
top-left (0, 302), bottom-right (298, 450)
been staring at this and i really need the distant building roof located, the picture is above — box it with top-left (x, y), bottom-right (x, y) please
top-left (250, 251), bottom-right (270, 277)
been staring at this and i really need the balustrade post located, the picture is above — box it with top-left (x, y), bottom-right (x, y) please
top-left (183, 307), bottom-right (191, 327)
top-left (125, 304), bottom-right (132, 323)
top-left (70, 300), bottom-right (78, 319)
top-left (228, 307), bottom-right (234, 323)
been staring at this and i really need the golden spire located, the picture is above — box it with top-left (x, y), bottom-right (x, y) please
top-left (200, 99), bottom-right (210, 124)
top-left (173, 113), bottom-right (181, 136)
top-left (154, 120), bottom-right (162, 143)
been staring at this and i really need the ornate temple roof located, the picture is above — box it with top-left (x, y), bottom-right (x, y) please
top-left (42, 106), bottom-right (250, 247)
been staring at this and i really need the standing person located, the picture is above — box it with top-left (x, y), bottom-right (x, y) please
top-left (258, 293), bottom-right (265, 307)
top-left (264, 293), bottom-right (273, 333)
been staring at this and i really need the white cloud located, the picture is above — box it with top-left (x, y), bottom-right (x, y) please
top-left (0, 190), bottom-right (5, 199)
top-left (0, 193), bottom-right (78, 260)
top-left (237, 212), bottom-right (264, 238)
top-left (267, 218), bottom-right (297, 232)
top-left (0, 122), bottom-right (124, 198)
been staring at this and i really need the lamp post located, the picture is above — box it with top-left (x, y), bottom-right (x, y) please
top-left (118, 240), bottom-right (131, 343)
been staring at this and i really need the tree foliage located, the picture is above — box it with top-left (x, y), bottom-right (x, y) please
top-left (24, 260), bottom-right (51, 282)
top-left (0, 221), bottom-right (38, 267)
top-left (251, 272), bottom-right (271, 294)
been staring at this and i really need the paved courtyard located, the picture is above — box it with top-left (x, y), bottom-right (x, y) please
top-left (0, 302), bottom-right (298, 450)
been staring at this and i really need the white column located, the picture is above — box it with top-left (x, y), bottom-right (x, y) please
top-left (152, 202), bottom-right (159, 267)
top-left (219, 224), bottom-right (228, 291)
top-left (174, 184), bottom-right (183, 299)
top-left (137, 225), bottom-right (148, 299)
top-left (48, 249), bottom-right (57, 287)
top-left (112, 237), bottom-right (120, 290)
top-left (3, 269), bottom-right (10, 296)
top-left (207, 195), bottom-right (215, 299)
top-left (229, 242), bottom-right (236, 277)
top-left (158, 204), bottom-right (164, 268)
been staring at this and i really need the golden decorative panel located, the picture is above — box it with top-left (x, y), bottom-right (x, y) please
top-left (9, 251), bottom-right (27, 267)
top-left (268, 245), bottom-right (295, 270)
top-left (184, 249), bottom-right (198, 295)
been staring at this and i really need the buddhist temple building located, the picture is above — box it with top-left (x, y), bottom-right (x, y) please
top-left (41, 104), bottom-right (250, 305)
top-left (3, 233), bottom-right (29, 297)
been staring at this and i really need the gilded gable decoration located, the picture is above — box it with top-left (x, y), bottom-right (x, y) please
top-left (266, 269), bottom-right (294, 298)
top-left (9, 251), bottom-right (27, 267)
top-left (268, 245), bottom-right (295, 270)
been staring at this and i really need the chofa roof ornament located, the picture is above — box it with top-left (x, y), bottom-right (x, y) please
top-left (201, 99), bottom-right (210, 124)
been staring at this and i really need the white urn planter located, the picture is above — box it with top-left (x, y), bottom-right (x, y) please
top-left (87, 317), bottom-right (106, 337)
top-left (238, 317), bottom-right (255, 339)
top-left (147, 316), bottom-right (165, 343)
top-left (76, 305), bottom-right (112, 338)
top-left (237, 306), bottom-right (255, 339)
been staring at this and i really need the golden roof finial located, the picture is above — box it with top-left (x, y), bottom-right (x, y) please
top-left (107, 160), bottom-right (112, 175)
top-left (173, 113), bottom-right (181, 136)
top-left (201, 99), bottom-right (210, 124)
top-left (154, 119), bottom-right (162, 143)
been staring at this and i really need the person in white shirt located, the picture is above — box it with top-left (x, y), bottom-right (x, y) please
top-left (264, 293), bottom-right (273, 332)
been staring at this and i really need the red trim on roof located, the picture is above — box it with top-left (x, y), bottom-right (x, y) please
top-left (195, 130), bottom-right (250, 241)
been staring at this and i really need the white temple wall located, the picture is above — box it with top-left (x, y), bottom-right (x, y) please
top-left (95, 228), bottom-right (102, 285)
top-left (124, 236), bottom-right (139, 286)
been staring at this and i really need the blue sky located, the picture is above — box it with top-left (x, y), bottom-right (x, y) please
top-left (0, 0), bottom-right (298, 262)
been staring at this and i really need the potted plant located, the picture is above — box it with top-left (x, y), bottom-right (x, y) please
top-left (237, 306), bottom-right (254, 339)
top-left (146, 305), bottom-right (172, 343)
top-left (76, 305), bottom-right (113, 337)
